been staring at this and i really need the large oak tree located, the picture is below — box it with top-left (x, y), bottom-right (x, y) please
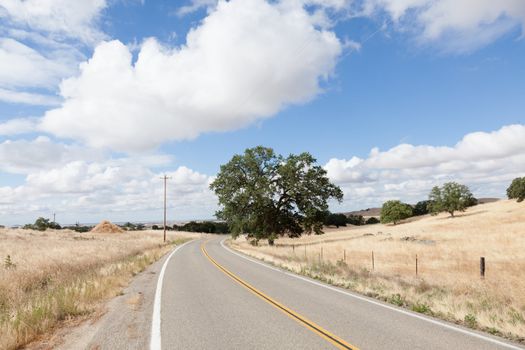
top-left (210, 146), bottom-right (343, 244)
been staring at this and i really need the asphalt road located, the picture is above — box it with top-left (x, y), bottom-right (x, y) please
top-left (155, 237), bottom-right (524, 350)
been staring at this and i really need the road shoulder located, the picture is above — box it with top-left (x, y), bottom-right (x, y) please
top-left (27, 250), bottom-right (172, 350)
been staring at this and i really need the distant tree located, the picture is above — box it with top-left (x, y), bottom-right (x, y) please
top-left (48, 221), bottom-right (61, 230)
top-left (380, 200), bottom-right (413, 225)
top-left (365, 217), bottom-right (380, 225)
top-left (173, 221), bottom-right (230, 234)
top-left (64, 225), bottom-right (91, 233)
top-left (152, 224), bottom-right (160, 230)
top-left (34, 217), bottom-right (51, 231)
top-left (324, 213), bottom-right (347, 228)
top-left (121, 222), bottom-right (137, 231)
top-left (412, 201), bottom-right (430, 216)
top-left (23, 217), bottom-right (61, 231)
top-left (466, 197), bottom-right (478, 207)
top-left (507, 177), bottom-right (525, 202)
top-left (210, 146), bottom-right (343, 245)
top-left (346, 214), bottom-right (365, 226)
top-left (428, 182), bottom-right (475, 217)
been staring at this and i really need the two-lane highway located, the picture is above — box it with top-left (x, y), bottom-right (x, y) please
top-left (154, 237), bottom-right (523, 350)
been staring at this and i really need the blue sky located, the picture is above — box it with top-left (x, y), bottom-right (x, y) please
top-left (0, 0), bottom-right (524, 225)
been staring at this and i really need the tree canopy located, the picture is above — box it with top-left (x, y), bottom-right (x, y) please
top-left (413, 200), bottom-right (430, 216)
top-left (324, 213), bottom-right (348, 228)
top-left (23, 217), bottom-right (61, 231)
top-left (210, 146), bottom-right (343, 244)
top-left (380, 200), bottom-right (413, 225)
top-left (365, 217), bottom-right (380, 225)
top-left (346, 214), bottom-right (365, 226)
top-left (428, 182), bottom-right (475, 217)
top-left (507, 177), bottom-right (525, 202)
top-left (173, 221), bottom-right (229, 234)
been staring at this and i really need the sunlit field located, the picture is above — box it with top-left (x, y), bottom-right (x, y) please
top-left (0, 228), bottom-right (197, 350)
top-left (230, 200), bottom-right (525, 341)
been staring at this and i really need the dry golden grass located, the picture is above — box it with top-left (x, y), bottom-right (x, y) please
top-left (0, 228), bottom-right (198, 350)
top-left (230, 200), bottom-right (525, 341)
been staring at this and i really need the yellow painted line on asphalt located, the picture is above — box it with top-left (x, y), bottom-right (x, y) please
top-left (201, 241), bottom-right (359, 350)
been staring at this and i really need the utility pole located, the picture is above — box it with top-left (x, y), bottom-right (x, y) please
top-left (53, 213), bottom-right (56, 223)
top-left (160, 175), bottom-right (172, 243)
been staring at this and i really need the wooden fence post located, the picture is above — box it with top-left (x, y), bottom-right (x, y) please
top-left (416, 254), bottom-right (418, 276)
top-left (480, 257), bottom-right (485, 279)
top-left (372, 251), bottom-right (375, 271)
top-left (343, 249), bottom-right (346, 262)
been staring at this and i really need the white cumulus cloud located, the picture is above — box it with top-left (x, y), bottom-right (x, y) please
top-left (40, 0), bottom-right (342, 151)
top-left (0, 0), bottom-right (107, 105)
top-left (325, 124), bottom-right (525, 209)
top-left (0, 158), bottom-right (216, 225)
top-left (0, 136), bottom-right (104, 174)
top-left (363, 0), bottom-right (525, 52)
top-left (0, 0), bottom-right (107, 43)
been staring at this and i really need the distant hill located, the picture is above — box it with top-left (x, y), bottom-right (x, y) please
top-left (344, 207), bottom-right (381, 217)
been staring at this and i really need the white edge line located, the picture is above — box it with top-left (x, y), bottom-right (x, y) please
top-left (150, 239), bottom-right (194, 350)
top-left (220, 238), bottom-right (524, 350)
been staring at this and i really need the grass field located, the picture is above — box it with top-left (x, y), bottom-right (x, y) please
top-left (230, 200), bottom-right (525, 342)
top-left (0, 228), bottom-right (197, 350)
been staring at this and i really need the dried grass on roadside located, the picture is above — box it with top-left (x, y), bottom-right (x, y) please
top-left (0, 229), bottom-right (196, 350)
top-left (230, 200), bottom-right (525, 342)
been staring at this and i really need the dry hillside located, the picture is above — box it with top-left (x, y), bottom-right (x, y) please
top-left (231, 200), bottom-right (525, 341)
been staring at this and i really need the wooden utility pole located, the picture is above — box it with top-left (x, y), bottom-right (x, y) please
top-left (160, 175), bottom-right (171, 243)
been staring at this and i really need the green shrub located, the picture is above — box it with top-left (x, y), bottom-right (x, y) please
top-left (389, 293), bottom-right (406, 307)
top-left (464, 313), bottom-right (477, 327)
top-left (412, 302), bottom-right (432, 314)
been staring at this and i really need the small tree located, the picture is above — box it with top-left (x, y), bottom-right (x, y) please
top-left (413, 200), bottom-right (430, 216)
top-left (346, 214), bottom-right (365, 226)
top-left (23, 217), bottom-right (61, 231)
top-left (380, 200), bottom-right (413, 225)
top-left (507, 177), bottom-right (525, 202)
top-left (48, 221), bottom-right (61, 230)
top-left (428, 182), bottom-right (475, 217)
top-left (324, 213), bottom-right (347, 228)
top-left (35, 217), bottom-right (51, 231)
top-left (365, 217), bottom-right (380, 225)
top-left (210, 146), bottom-right (343, 245)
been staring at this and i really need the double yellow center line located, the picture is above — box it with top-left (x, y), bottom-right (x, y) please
top-left (201, 241), bottom-right (358, 350)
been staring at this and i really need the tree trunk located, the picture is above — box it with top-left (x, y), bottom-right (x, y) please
top-left (449, 211), bottom-right (455, 217)
top-left (268, 238), bottom-right (275, 246)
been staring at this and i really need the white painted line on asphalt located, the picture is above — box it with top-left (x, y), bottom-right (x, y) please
top-left (150, 240), bottom-right (194, 350)
top-left (220, 238), bottom-right (524, 350)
